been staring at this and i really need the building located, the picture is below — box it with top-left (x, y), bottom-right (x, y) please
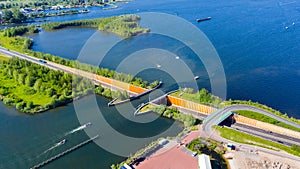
top-left (198, 154), bottom-right (212, 169)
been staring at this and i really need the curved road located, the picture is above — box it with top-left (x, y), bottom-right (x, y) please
top-left (202, 104), bottom-right (300, 137)
top-left (202, 104), bottom-right (300, 161)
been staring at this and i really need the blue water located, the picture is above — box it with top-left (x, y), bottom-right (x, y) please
top-left (0, 95), bottom-right (183, 169)
top-left (28, 0), bottom-right (300, 118)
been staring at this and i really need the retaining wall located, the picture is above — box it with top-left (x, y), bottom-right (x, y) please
top-left (167, 95), bottom-right (216, 115)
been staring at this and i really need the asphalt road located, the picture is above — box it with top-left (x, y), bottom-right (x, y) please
top-left (0, 47), bottom-right (138, 95)
top-left (232, 123), bottom-right (300, 146)
top-left (202, 104), bottom-right (300, 138)
top-left (1, 46), bottom-right (299, 161)
top-left (201, 104), bottom-right (300, 161)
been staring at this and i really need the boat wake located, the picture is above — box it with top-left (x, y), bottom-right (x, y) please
top-left (37, 123), bottom-right (91, 157)
top-left (38, 139), bottom-right (66, 156)
top-left (65, 122), bottom-right (92, 136)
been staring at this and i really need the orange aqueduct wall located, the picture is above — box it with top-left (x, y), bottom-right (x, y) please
top-left (70, 67), bottom-right (300, 140)
top-left (167, 95), bottom-right (300, 139)
top-left (167, 95), bottom-right (216, 115)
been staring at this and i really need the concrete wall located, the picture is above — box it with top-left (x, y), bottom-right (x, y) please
top-left (166, 95), bottom-right (300, 140)
top-left (167, 95), bottom-right (216, 115)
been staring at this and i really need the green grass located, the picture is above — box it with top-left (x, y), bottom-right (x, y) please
top-left (0, 76), bottom-right (52, 106)
top-left (0, 54), bottom-right (9, 61)
top-left (171, 91), bottom-right (200, 103)
top-left (170, 88), bottom-right (223, 108)
top-left (226, 100), bottom-right (300, 125)
top-left (236, 110), bottom-right (300, 132)
top-left (0, 35), bottom-right (28, 52)
top-left (139, 104), bottom-right (153, 113)
top-left (216, 126), bottom-right (300, 157)
top-left (170, 88), bottom-right (300, 130)
top-left (187, 138), bottom-right (228, 169)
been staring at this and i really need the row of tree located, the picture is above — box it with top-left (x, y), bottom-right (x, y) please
top-left (3, 25), bottom-right (38, 37)
top-left (40, 14), bottom-right (150, 38)
top-left (40, 16), bottom-right (119, 30)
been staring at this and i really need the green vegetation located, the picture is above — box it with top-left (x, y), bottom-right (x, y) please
top-left (216, 126), bottom-right (300, 157)
top-left (0, 0), bottom-right (105, 10)
top-left (226, 100), bottom-right (300, 125)
top-left (99, 14), bottom-right (150, 38)
top-left (187, 138), bottom-right (228, 169)
top-left (0, 57), bottom-right (93, 113)
top-left (0, 54), bottom-right (9, 61)
top-left (0, 55), bottom-right (130, 114)
top-left (41, 14), bottom-right (150, 38)
top-left (150, 105), bottom-right (200, 128)
top-left (3, 25), bottom-right (38, 37)
top-left (171, 88), bottom-right (223, 108)
top-left (1, 9), bottom-right (27, 23)
top-left (0, 29), bottom-right (155, 88)
top-left (235, 110), bottom-right (300, 132)
top-left (95, 84), bottom-right (129, 100)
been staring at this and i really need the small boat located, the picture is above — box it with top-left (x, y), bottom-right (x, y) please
top-left (196, 17), bottom-right (211, 22)
top-left (194, 76), bottom-right (199, 80)
top-left (85, 122), bottom-right (92, 127)
top-left (59, 139), bottom-right (66, 145)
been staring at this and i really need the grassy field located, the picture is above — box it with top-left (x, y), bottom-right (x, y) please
top-left (216, 126), bottom-right (300, 157)
top-left (236, 110), bottom-right (300, 132)
top-left (0, 75), bottom-right (52, 106)
top-left (171, 91), bottom-right (200, 103)
top-left (0, 54), bottom-right (9, 61)
top-left (226, 100), bottom-right (300, 125)
top-left (170, 89), bottom-right (223, 108)
top-left (0, 35), bottom-right (27, 52)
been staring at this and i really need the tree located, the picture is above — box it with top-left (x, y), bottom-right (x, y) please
top-left (13, 70), bottom-right (18, 80)
top-left (2, 9), bottom-right (27, 23)
top-left (12, 9), bottom-right (27, 23)
top-left (3, 9), bottom-right (13, 23)
top-left (16, 102), bottom-right (25, 110)
top-left (47, 88), bottom-right (56, 97)
top-left (33, 79), bottom-right (42, 91)
top-left (26, 101), bottom-right (34, 109)
top-left (25, 75), bottom-right (35, 87)
top-left (18, 74), bottom-right (25, 85)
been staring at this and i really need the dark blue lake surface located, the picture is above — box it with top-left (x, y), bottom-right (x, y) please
top-left (29, 0), bottom-right (300, 118)
top-left (0, 95), bottom-right (183, 169)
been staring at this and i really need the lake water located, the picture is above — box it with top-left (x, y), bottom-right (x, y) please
top-left (0, 95), bottom-right (183, 169)
top-left (28, 0), bottom-right (300, 118)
